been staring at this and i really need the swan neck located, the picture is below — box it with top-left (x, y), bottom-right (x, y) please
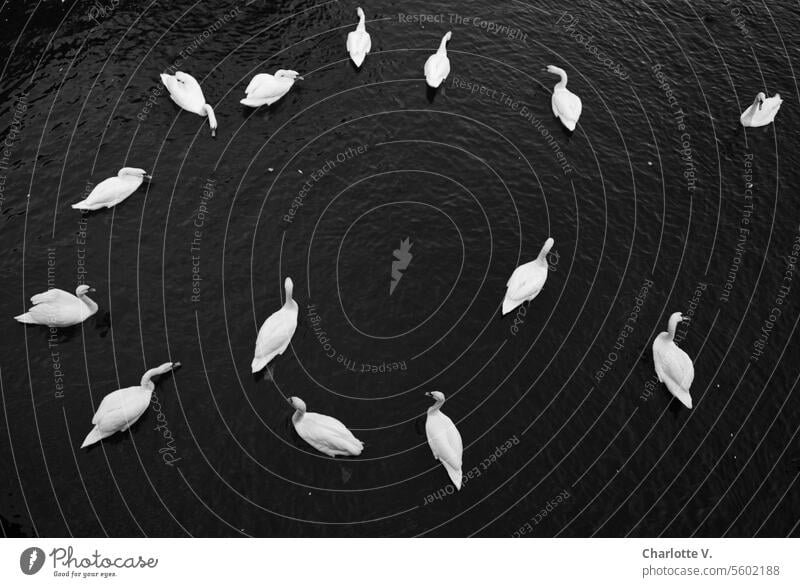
top-left (428, 398), bottom-right (444, 413)
top-left (357, 9), bottom-right (365, 30)
top-left (555, 70), bottom-right (567, 89)
top-left (80, 293), bottom-right (98, 314)
top-left (140, 363), bottom-right (173, 389)
top-left (204, 104), bottom-right (217, 134)
top-left (438, 35), bottom-right (449, 53)
top-left (292, 408), bottom-right (305, 424)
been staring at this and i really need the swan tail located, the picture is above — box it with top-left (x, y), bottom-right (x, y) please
top-left (71, 200), bottom-right (99, 210)
top-left (665, 380), bottom-right (693, 409)
top-left (240, 98), bottom-right (264, 108)
top-left (14, 313), bottom-right (36, 324)
top-left (81, 426), bottom-right (108, 448)
top-left (502, 296), bottom-right (522, 316)
top-left (350, 51), bottom-right (366, 67)
top-left (251, 356), bottom-right (267, 373)
top-left (442, 461), bottom-right (463, 490)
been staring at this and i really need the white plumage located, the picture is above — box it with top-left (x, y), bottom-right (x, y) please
top-left (240, 70), bottom-right (303, 107)
top-left (81, 362), bottom-right (181, 448)
top-left (160, 71), bottom-right (218, 135)
top-left (14, 285), bottom-right (98, 327)
top-left (740, 92), bottom-right (782, 127)
top-left (346, 7), bottom-right (371, 67)
top-left (502, 237), bottom-right (554, 315)
top-left (289, 397), bottom-right (364, 457)
top-left (652, 312), bottom-right (694, 409)
top-left (425, 391), bottom-right (463, 489)
top-left (424, 31), bottom-right (452, 88)
top-left (252, 277), bottom-right (298, 373)
top-left (546, 65), bottom-right (582, 131)
top-left (71, 167), bottom-right (150, 210)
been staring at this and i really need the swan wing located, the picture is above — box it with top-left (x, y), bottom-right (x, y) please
top-left (299, 413), bottom-right (363, 455)
top-left (254, 306), bottom-right (298, 361)
top-left (555, 89), bottom-right (582, 126)
top-left (82, 176), bottom-right (140, 206)
top-left (246, 74), bottom-right (291, 100)
top-left (653, 336), bottom-right (694, 390)
top-left (426, 411), bottom-right (462, 470)
top-left (505, 260), bottom-right (546, 302)
top-left (92, 386), bottom-right (150, 433)
top-left (30, 288), bottom-right (75, 306)
top-left (424, 54), bottom-right (450, 86)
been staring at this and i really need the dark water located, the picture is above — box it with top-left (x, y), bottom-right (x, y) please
top-left (1, 0), bottom-right (799, 537)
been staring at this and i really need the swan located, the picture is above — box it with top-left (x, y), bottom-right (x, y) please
top-left (546, 65), bottom-right (582, 131)
top-left (252, 277), bottom-right (298, 374)
top-left (424, 31), bottom-right (452, 88)
top-left (346, 7), bottom-right (371, 67)
top-left (15, 285), bottom-right (98, 327)
top-left (240, 70), bottom-right (303, 107)
top-left (81, 361), bottom-right (181, 448)
top-left (740, 92), bottom-right (783, 127)
top-left (425, 391), bottom-right (463, 489)
top-left (71, 167), bottom-right (151, 210)
top-left (160, 71), bottom-right (218, 136)
top-left (288, 397), bottom-right (364, 456)
top-left (652, 312), bottom-right (694, 409)
top-left (502, 237), bottom-right (554, 315)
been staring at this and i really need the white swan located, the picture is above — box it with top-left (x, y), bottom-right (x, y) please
top-left (425, 391), bottom-right (463, 489)
top-left (546, 65), bottom-right (582, 131)
top-left (289, 397), bottom-right (364, 456)
top-left (652, 312), bottom-right (694, 409)
top-left (424, 31), bottom-right (451, 88)
top-left (71, 167), bottom-right (151, 210)
top-left (740, 92), bottom-right (783, 127)
top-left (346, 7), bottom-right (371, 67)
top-left (160, 71), bottom-right (218, 136)
top-left (240, 70), bottom-right (303, 107)
top-left (252, 277), bottom-right (298, 373)
top-left (15, 285), bottom-right (98, 327)
top-left (81, 362), bottom-right (181, 448)
top-left (502, 237), bottom-right (554, 315)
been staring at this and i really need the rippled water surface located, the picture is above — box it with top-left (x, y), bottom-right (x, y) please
top-left (1, 0), bottom-right (799, 537)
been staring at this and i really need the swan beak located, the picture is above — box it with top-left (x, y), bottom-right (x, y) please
top-left (424, 392), bottom-right (431, 397)
top-left (143, 174), bottom-right (153, 180)
top-left (681, 316), bottom-right (690, 323)
top-left (172, 361), bottom-right (182, 369)
top-left (296, 75), bottom-right (305, 81)
top-left (211, 129), bottom-right (217, 137)
top-left (88, 287), bottom-right (96, 293)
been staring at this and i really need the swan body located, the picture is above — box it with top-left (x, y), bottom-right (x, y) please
top-left (546, 65), bottom-right (582, 131)
top-left (160, 71), bottom-right (218, 136)
top-left (240, 70), bottom-right (303, 107)
top-left (740, 92), bottom-right (782, 127)
top-left (289, 397), bottom-right (364, 456)
top-left (424, 31), bottom-right (452, 88)
top-left (346, 7), bottom-right (371, 67)
top-left (425, 391), bottom-right (463, 489)
top-left (15, 285), bottom-right (98, 327)
top-left (251, 278), bottom-right (298, 373)
top-left (502, 237), bottom-right (554, 315)
top-left (71, 167), bottom-right (151, 210)
top-left (81, 362), bottom-right (180, 448)
top-left (652, 312), bottom-right (694, 409)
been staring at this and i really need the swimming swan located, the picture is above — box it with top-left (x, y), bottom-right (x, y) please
top-left (346, 7), bottom-right (371, 67)
top-left (502, 237), bottom-right (554, 315)
top-left (740, 92), bottom-right (782, 127)
top-left (240, 70), bottom-right (303, 107)
top-left (81, 361), bottom-right (181, 448)
top-left (425, 391), bottom-right (463, 489)
top-left (424, 31), bottom-right (452, 88)
top-left (252, 277), bottom-right (298, 374)
top-left (546, 65), bottom-right (582, 131)
top-left (652, 312), bottom-right (694, 409)
top-left (15, 285), bottom-right (98, 327)
top-left (289, 397), bottom-right (364, 456)
top-left (160, 71), bottom-right (218, 136)
top-left (71, 167), bottom-right (151, 210)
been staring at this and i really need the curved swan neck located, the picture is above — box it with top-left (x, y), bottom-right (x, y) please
top-left (79, 293), bottom-right (98, 315)
top-left (553, 68), bottom-right (567, 89)
top-left (292, 407), bottom-right (305, 424)
top-left (204, 104), bottom-right (217, 136)
top-left (140, 362), bottom-right (174, 389)
top-left (666, 314), bottom-right (682, 339)
top-left (537, 238), bottom-right (554, 261)
top-left (427, 398), bottom-right (445, 413)
top-left (438, 32), bottom-right (451, 53)
top-left (357, 7), bottom-right (365, 30)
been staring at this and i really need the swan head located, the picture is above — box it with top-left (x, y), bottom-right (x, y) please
top-left (425, 391), bottom-right (445, 403)
top-left (667, 312), bottom-right (687, 335)
top-left (174, 71), bottom-right (192, 85)
top-left (356, 6), bottom-right (365, 18)
top-left (539, 237), bottom-right (555, 257)
top-left (75, 285), bottom-right (96, 296)
top-left (118, 167), bottom-right (152, 180)
top-left (443, 31), bottom-right (452, 43)
top-left (275, 69), bottom-right (304, 81)
top-left (288, 396), bottom-right (306, 412)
